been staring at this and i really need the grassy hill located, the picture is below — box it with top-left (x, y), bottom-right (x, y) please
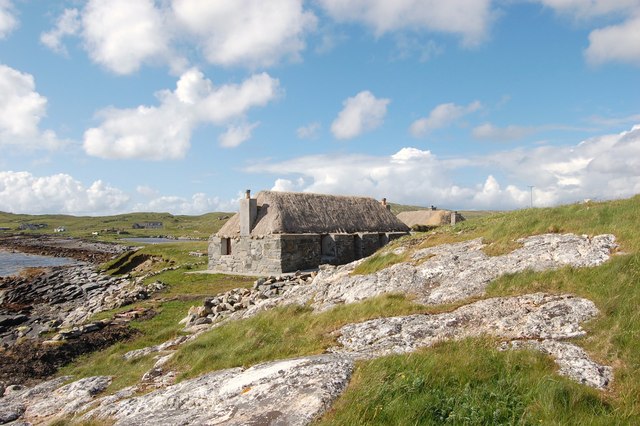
top-left (9, 196), bottom-right (640, 423)
top-left (0, 211), bottom-right (232, 240)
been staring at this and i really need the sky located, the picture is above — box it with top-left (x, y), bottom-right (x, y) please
top-left (0, 0), bottom-right (639, 215)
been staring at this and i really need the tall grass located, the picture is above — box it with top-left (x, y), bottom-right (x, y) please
top-left (53, 196), bottom-right (640, 423)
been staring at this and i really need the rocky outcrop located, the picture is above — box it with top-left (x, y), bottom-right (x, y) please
top-left (331, 293), bottom-right (598, 358)
top-left (329, 293), bottom-right (612, 389)
top-left (500, 339), bottom-right (613, 389)
top-left (180, 272), bottom-right (316, 328)
top-left (250, 233), bottom-right (616, 312)
top-left (83, 354), bottom-right (353, 426)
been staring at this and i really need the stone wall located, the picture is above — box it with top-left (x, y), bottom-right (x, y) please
top-left (209, 231), bottom-right (408, 275)
top-left (280, 234), bottom-right (322, 272)
top-left (208, 236), bottom-right (282, 275)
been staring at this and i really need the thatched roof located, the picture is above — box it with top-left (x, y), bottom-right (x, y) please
top-left (397, 210), bottom-right (464, 227)
top-left (217, 191), bottom-right (410, 237)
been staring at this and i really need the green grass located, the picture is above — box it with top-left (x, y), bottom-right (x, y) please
top-left (59, 299), bottom-right (195, 392)
top-left (318, 339), bottom-right (613, 425)
top-left (0, 211), bottom-right (231, 240)
top-left (170, 294), bottom-right (425, 380)
top-left (44, 195), bottom-right (640, 423)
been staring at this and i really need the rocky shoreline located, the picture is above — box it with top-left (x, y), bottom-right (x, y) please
top-left (0, 234), bottom-right (129, 263)
top-left (0, 236), bottom-right (168, 388)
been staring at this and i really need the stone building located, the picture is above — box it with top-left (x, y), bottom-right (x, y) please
top-left (208, 190), bottom-right (410, 275)
top-left (397, 209), bottom-right (465, 229)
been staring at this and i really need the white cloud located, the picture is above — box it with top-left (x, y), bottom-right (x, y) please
top-left (0, 64), bottom-right (64, 150)
top-left (331, 91), bottom-right (390, 139)
top-left (585, 14), bottom-right (640, 66)
top-left (134, 192), bottom-right (236, 215)
top-left (251, 124), bottom-right (640, 210)
top-left (81, 0), bottom-right (173, 74)
top-left (0, 171), bottom-right (129, 215)
top-left (172, 0), bottom-right (316, 68)
top-left (0, 0), bottom-right (17, 39)
top-left (219, 122), bottom-right (259, 148)
top-left (536, 0), bottom-right (639, 19)
top-left (40, 8), bottom-right (81, 55)
top-left (410, 101), bottom-right (481, 137)
top-left (0, 170), bottom-right (239, 215)
top-left (296, 122), bottom-right (321, 139)
top-left (472, 123), bottom-right (534, 141)
top-left (83, 69), bottom-right (279, 160)
top-left (536, 1), bottom-right (640, 67)
top-left (317, 0), bottom-right (494, 46)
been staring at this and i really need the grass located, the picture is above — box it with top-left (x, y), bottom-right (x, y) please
top-left (0, 211), bottom-right (231, 240)
top-left (318, 339), bottom-right (613, 425)
top-left (59, 299), bottom-right (195, 392)
top-left (170, 294), bottom-right (425, 380)
top-left (43, 195), bottom-right (640, 423)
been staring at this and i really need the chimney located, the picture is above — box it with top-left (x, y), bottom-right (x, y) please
top-left (381, 198), bottom-right (391, 211)
top-left (239, 189), bottom-right (257, 236)
top-left (451, 211), bottom-right (457, 226)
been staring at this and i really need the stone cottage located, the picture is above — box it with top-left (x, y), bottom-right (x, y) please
top-left (208, 190), bottom-right (410, 275)
top-left (397, 209), bottom-right (465, 229)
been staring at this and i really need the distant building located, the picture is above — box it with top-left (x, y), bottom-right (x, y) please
top-left (132, 222), bottom-right (163, 229)
top-left (19, 223), bottom-right (48, 230)
top-left (209, 190), bottom-right (409, 275)
top-left (397, 210), bottom-right (465, 229)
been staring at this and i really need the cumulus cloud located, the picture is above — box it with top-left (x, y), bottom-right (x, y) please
top-left (0, 171), bottom-right (129, 215)
top-left (172, 0), bottom-right (316, 67)
top-left (39, 8), bottom-right (81, 55)
top-left (251, 124), bottom-right (640, 210)
top-left (219, 122), bottom-right (259, 148)
top-left (0, 170), bottom-right (239, 215)
top-left (536, 0), bottom-right (640, 66)
top-left (0, 64), bottom-right (64, 150)
top-left (81, 0), bottom-right (173, 74)
top-left (133, 192), bottom-right (237, 215)
top-left (410, 101), bottom-right (481, 137)
top-left (472, 123), bottom-right (535, 141)
top-left (585, 14), bottom-right (640, 66)
top-left (331, 91), bottom-right (390, 140)
top-left (0, 0), bottom-right (17, 39)
top-left (296, 122), bottom-right (321, 139)
top-left (317, 0), bottom-right (494, 46)
top-left (536, 0), bottom-right (639, 19)
top-left (83, 69), bottom-right (279, 159)
top-left (42, 0), bottom-right (316, 72)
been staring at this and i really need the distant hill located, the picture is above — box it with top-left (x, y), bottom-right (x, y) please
top-left (0, 211), bottom-right (233, 240)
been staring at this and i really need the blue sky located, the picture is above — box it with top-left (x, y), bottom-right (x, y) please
top-left (0, 0), bottom-right (639, 215)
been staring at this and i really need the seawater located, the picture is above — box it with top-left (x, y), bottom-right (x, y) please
top-left (0, 251), bottom-right (77, 277)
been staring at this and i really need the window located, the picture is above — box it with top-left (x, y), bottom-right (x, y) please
top-left (221, 238), bottom-right (231, 255)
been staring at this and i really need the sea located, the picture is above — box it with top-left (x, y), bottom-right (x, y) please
top-left (0, 250), bottom-right (77, 277)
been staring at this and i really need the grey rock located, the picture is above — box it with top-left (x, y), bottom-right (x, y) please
top-left (502, 339), bottom-right (613, 389)
top-left (84, 354), bottom-right (353, 426)
top-left (330, 293), bottom-right (598, 359)
top-left (250, 233), bottom-right (616, 313)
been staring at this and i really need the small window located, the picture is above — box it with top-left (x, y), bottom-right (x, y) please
top-left (221, 238), bottom-right (231, 255)
top-left (321, 234), bottom-right (336, 258)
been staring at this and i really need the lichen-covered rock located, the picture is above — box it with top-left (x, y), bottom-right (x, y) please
top-left (84, 354), bottom-right (353, 426)
top-left (23, 376), bottom-right (112, 421)
top-left (330, 293), bottom-right (598, 358)
top-left (253, 233), bottom-right (616, 312)
top-left (501, 339), bottom-right (613, 389)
